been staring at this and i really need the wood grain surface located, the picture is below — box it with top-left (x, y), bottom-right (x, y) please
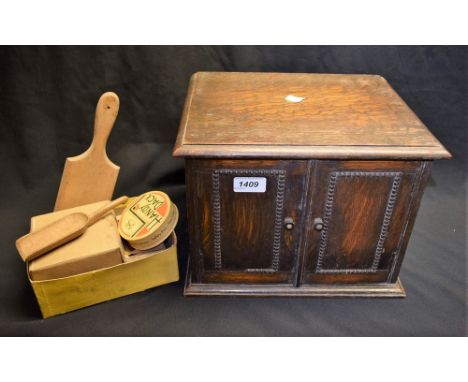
top-left (184, 158), bottom-right (431, 296)
top-left (300, 160), bottom-right (424, 285)
top-left (185, 159), bottom-right (308, 284)
top-left (174, 72), bottom-right (451, 159)
top-left (54, 92), bottom-right (121, 211)
top-left (176, 72), bottom-right (449, 297)
top-left (184, 269), bottom-right (406, 298)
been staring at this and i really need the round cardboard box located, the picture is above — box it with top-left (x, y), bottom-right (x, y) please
top-left (118, 191), bottom-right (178, 250)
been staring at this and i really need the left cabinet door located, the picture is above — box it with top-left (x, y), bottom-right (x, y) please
top-left (186, 159), bottom-right (308, 284)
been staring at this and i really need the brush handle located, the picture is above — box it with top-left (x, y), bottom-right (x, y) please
top-left (90, 92), bottom-right (120, 157)
top-left (87, 196), bottom-right (128, 226)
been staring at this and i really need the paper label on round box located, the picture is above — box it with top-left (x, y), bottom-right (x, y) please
top-left (121, 193), bottom-right (169, 238)
top-left (233, 177), bottom-right (266, 193)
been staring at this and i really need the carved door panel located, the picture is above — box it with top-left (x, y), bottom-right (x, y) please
top-left (301, 161), bottom-right (422, 284)
top-left (187, 159), bottom-right (308, 284)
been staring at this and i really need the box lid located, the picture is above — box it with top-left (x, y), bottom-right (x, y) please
top-left (173, 72), bottom-right (451, 159)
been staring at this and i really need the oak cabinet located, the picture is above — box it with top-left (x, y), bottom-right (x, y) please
top-left (174, 72), bottom-right (450, 297)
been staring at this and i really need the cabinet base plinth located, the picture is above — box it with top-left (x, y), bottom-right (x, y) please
top-left (184, 269), bottom-right (406, 298)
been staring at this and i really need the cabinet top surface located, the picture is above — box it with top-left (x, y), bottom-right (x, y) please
top-left (174, 72), bottom-right (451, 159)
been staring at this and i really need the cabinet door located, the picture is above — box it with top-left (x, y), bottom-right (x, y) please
top-left (301, 161), bottom-right (426, 284)
top-left (186, 159), bottom-right (308, 284)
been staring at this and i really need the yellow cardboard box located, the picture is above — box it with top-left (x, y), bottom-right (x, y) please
top-left (28, 232), bottom-right (179, 318)
top-left (27, 210), bottom-right (179, 318)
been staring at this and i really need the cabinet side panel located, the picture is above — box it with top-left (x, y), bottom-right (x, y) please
top-left (185, 160), bottom-right (200, 283)
top-left (387, 161), bottom-right (432, 282)
top-left (185, 159), bottom-right (215, 282)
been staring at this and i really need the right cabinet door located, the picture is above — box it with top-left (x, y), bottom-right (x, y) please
top-left (301, 160), bottom-right (428, 284)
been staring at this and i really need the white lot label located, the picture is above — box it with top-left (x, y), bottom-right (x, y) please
top-left (233, 177), bottom-right (267, 193)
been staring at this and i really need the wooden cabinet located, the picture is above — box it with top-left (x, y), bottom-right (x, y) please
top-left (174, 72), bottom-right (451, 297)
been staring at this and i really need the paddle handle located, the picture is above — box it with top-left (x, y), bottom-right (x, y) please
top-left (90, 92), bottom-right (120, 156)
top-left (87, 196), bottom-right (128, 226)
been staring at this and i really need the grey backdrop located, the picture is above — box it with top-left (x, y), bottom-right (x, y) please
top-left (0, 46), bottom-right (466, 336)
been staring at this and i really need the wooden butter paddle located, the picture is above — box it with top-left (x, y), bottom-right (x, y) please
top-left (16, 196), bottom-right (128, 262)
top-left (54, 92), bottom-right (121, 211)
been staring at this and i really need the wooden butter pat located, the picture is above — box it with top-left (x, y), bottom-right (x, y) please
top-left (29, 201), bottom-right (124, 281)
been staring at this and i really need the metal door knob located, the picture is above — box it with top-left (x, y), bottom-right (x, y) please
top-left (313, 217), bottom-right (324, 231)
top-left (284, 217), bottom-right (294, 230)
